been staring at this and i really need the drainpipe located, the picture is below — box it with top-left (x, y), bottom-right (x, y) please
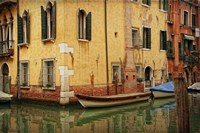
top-left (104, 0), bottom-right (109, 95)
top-left (17, 0), bottom-right (20, 100)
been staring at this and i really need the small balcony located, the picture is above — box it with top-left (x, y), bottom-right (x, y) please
top-left (0, 40), bottom-right (14, 57)
top-left (0, 0), bottom-right (16, 8)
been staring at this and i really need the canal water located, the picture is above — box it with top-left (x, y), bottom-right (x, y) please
top-left (0, 93), bottom-right (200, 133)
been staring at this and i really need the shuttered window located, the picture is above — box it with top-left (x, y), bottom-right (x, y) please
top-left (143, 27), bottom-right (151, 49)
top-left (18, 10), bottom-right (30, 45)
top-left (18, 15), bottom-right (23, 44)
top-left (192, 14), bottom-right (196, 27)
top-left (142, 0), bottom-right (151, 6)
top-left (179, 42), bottom-right (184, 60)
top-left (78, 9), bottom-right (92, 41)
top-left (41, 1), bottom-right (56, 41)
top-left (159, 0), bottom-right (168, 11)
top-left (160, 30), bottom-right (167, 50)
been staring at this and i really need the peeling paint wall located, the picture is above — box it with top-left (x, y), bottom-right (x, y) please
top-left (131, 1), bottom-right (168, 86)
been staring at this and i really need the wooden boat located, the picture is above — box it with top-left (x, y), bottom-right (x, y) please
top-left (75, 92), bottom-right (151, 108)
top-left (0, 91), bottom-right (13, 103)
top-left (150, 81), bottom-right (174, 99)
top-left (77, 101), bottom-right (150, 125)
top-left (188, 82), bottom-right (200, 92)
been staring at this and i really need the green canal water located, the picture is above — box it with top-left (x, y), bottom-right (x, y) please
top-left (0, 93), bottom-right (200, 133)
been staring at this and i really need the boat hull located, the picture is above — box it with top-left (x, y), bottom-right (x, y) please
top-left (0, 100), bottom-right (11, 104)
top-left (76, 92), bottom-right (151, 108)
top-left (152, 91), bottom-right (174, 99)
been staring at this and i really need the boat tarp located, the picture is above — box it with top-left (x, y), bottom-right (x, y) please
top-left (150, 81), bottom-right (174, 93)
top-left (188, 82), bottom-right (200, 90)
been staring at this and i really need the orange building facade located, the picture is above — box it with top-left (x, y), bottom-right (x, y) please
top-left (167, 0), bottom-right (200, 85)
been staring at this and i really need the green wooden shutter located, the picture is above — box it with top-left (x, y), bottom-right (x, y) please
top-left (143, 27), bottom-right (145, 48)
top-left (159, 0), bottom-right (161, 9)
top-left (160, 31), bottom-right (163, 50)
top-left (18, 15), bottom-right (23, 44)
top-left (27, 14), bottom-right (30, 43)
top-left (78, 9), bottom-right (81, 39)
top-left (164, 0), bottom-right (168, 11)
top-left (41, 6), bottom-right (47, 40)
top-left (163, 31), bottom-right (167, 50)
top-left (86, 12), bottom-right (92, 41)
top-left (147, 28), bottom-right (151, 49)
top-left (181, 41), bottom-right (184, 56)
top-left (192, 14), bottom-right (196, 27)
top-left (52, 1), bottom-right (56, 39)
top-left (148, 0), bottom-right (151, 6)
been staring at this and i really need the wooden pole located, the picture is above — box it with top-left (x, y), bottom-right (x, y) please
top-left (174, 76), bottom-right (190, 133)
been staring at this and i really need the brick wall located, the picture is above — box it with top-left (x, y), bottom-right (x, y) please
top-left (10, 85), bottom-right (60, 102)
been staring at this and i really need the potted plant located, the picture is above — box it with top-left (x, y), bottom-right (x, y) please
top-left (46, 83), bottom-right (52, 88)
top-left (137, 78), bottom-right (143, 84)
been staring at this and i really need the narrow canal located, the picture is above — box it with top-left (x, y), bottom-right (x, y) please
top-left (0, 93), bottom-right (200, 133)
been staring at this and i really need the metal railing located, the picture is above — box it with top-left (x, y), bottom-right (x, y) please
top-left (0, 40), bottom-right (14, 56)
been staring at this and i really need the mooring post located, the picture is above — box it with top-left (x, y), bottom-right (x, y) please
top-left (174, 76), bottom-right (190, 133)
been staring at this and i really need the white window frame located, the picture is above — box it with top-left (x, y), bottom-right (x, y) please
top-left (42, 59), bottom-right (55, 89)
top-left (20, 61), bottom-right (29, 87)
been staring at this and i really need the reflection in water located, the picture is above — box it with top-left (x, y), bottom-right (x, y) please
top-left (0, 95), bottom-right (198, 133)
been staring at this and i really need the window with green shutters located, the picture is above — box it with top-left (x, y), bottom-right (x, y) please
top-left (78, 9), bottom-right (92, 41)
top-left (41, 1), bottom-right (56, 41)
top-left (192, 14), bottom-right (196, 28)
top-left (160, 31), bottom-right (167, 50)
top-left (159, 0), bottom-right (168, 11)
top-left (18, 10), bottom-right (30, 45)
top-left (142, 0), bottom-right (151, 6)
top-left (167, 40), bottom-right (174, 58)
top-left (143, 27), bottom-right (151, 49)
top-left (179, 42), bottom-right (184, 60)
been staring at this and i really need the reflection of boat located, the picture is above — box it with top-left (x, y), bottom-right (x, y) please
top-left (150, 82), bottom-right (174, 99)
top-left (75, 92), bottom-right (151, 108)
top-left (151, 98), bottom-right (176, 109)
top-left (0, 91), bottom-right (13, 103)
top-left (188, 82), bottom-right (200, 92)
top-left (76, 101), bottom-right (151, 125)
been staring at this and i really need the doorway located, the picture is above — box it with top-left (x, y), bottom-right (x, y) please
top-left (145, 66), bottom-right (153, 88)
top-left (1, 63), bottom-right (10, 93)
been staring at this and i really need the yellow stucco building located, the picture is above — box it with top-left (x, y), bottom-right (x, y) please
top-left (0, 0), bottom-right (169, 104)
top-left (130, 0), bottom-right (168, 89)
top-left (0, 0), bottom-right (140, 105)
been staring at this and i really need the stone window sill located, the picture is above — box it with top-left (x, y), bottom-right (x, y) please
top-left (42, 87), bottom-right (56, 91)
top-left (42, 38), bottom-right (55, 43)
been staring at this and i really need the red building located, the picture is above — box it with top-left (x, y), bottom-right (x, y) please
top-left (167, 0), bottom-right (200, 85)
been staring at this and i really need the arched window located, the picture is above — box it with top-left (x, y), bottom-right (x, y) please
top-left (78, 9), bottom-right (92, 41)
top-left (41, 1), bottom-right (56, 41)
top-left (18, 10), bottom-right (30, 44)
top-left (78, 10), bottom-right (86, 39)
